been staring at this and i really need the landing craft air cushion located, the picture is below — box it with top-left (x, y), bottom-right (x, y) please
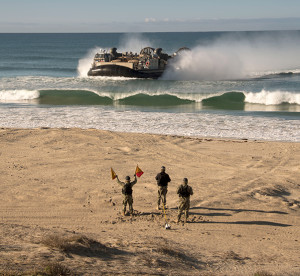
top-left (87, 47), bottom-right (190, 79)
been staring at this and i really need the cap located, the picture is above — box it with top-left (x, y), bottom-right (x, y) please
top-left (125, 176), bottom-right (130, 181)
top-left (183, 178), bottom-right (188, 183)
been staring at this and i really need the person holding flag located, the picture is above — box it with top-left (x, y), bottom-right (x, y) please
top-left (111, 165), bottom-right (143, 216)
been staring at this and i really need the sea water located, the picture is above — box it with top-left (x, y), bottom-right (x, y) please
top-left (0, 32), bottom-right (299, 141)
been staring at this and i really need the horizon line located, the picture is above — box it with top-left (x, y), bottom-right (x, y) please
top-left (1, 29), bottom-right (300, 34)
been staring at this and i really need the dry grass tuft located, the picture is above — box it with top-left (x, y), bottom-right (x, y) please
top-left (41, 234), bottom-right (97, 252)
top-left (0, 262), bottom-right (73, 276)
top-left (41, 233), bottom-right (122, 259)
top-left (154, 243), bottom-right (202, 271)
top-left (41, 234), bottom-right (70, 251)
top-left (43, 262), bottom-right (72, 276)
top-left (223, 250), bottom-right (249, 262)
top-left (156, 245), bottom-right (187, 260)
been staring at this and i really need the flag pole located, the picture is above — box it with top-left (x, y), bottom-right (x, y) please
top-left (162, 202), bottom-right (171, 230)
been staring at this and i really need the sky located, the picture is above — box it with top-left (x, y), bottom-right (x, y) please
top-left (1, 0), bottom-right (300, 32)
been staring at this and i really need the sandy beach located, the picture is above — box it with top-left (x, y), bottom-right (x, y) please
top-left (0, 127), bottom-right (299, 275)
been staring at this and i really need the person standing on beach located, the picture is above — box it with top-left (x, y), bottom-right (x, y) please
top-left (116, 174), bottom-right (137, 216)
top-left (177, 178), bottom-right (193, 223)
top-left (155, 166), bottom-right (171, 210)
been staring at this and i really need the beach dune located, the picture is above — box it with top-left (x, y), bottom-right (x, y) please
top-left (0, 128), bottom-right (299, 275)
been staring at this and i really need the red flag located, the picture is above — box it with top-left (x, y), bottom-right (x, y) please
top-left (135, 165), bottom-right (144, 177)
top-left (111, 167), bottom-right (117, 180)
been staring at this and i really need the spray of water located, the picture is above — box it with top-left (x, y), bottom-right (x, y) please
top-left (164, 46), bottom-right (244, 80)
top-left (118, 33), bottom-right (153, 54)
top-left (77, 46), bottom-right (101, 77)
top-left (163, 32), bottom-right (300, 81)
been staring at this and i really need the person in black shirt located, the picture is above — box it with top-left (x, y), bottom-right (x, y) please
top-left (155, 166), bottom-right (171, 210)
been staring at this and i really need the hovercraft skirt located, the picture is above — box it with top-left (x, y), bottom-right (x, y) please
top-left (88, 64), bottom-right (163, 79)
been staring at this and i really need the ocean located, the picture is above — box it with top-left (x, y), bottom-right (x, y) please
top-left (0, 32), bottom-right (299, 141)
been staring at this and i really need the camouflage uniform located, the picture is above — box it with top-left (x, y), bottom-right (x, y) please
top-left (155, 167), bottom-right (171, 209)
top-left (177, 179), bottom-right (193, 222)
top-left (117, 175), bottom-right (137, 215)
top-left (157, 186), bottom-right (168, 208)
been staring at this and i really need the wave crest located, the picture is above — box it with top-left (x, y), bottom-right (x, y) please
top-left (244, 90), bottom-right (300, 105)
top-left (0, 90), bottom-right (40, 101)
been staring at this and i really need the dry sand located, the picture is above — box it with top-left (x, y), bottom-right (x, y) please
top-left (0, 128), bottom-right (299, 275)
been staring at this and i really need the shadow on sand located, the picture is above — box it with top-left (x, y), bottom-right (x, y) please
top-left (197, 220), bottom-right (292, 227)
top-left (191, 206), bottom-right (288, 215)
top-left (185, 207), bottom-right (291, 227)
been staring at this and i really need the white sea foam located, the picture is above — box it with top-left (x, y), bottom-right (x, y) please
top-left (88, 76), bottom-right (136, 81)
top-left (103, 90), bottom-right (212, 102)
top-left (0, 90), bottom-right (40, 101)
top-left (244, 90), bottom-right (300, 105)
top-left (0, 106), bottom-right (299, 142)
top-left (251, 68), bottom-right (300, 77)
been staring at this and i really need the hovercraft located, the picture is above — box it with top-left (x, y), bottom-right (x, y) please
top-left (87, 46), bottom-right (189, 79)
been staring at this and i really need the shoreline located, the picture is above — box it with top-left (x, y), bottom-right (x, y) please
top-left (1, 127), bottom-right (299, 275)
top-left (1, 126), bottom-right (299, 143)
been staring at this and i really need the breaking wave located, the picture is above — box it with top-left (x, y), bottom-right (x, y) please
top-left (244, 90), bottom-right (300, 105)
top-left (1, 89), bottom-right (299, 110)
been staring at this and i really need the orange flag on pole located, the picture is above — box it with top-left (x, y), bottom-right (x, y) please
top-left (111, 167), bottom-right (117, 180)
top-left (135, 165), bottom-right (144, 177)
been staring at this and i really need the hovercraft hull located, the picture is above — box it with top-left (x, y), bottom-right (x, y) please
top-left (87, 64), bottom-right (164, 79)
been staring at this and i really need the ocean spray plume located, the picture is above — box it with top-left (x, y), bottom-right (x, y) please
top-left (163, 46), bottom-right (244, 81)
top-left (77, 46), bottom-right (102, 77)
top-left (118, 33), bottom-right (153, 54)
top-left (163, 32), bottom-right (300, 81)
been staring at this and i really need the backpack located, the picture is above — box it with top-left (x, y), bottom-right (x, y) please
top-left (122, 183), bottom-right (133, 195)
top-left (178, 185), bottom-right (190, 197)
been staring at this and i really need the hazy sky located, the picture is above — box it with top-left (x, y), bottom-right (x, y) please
top-left (1, 0), bottom-right (300, 32)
